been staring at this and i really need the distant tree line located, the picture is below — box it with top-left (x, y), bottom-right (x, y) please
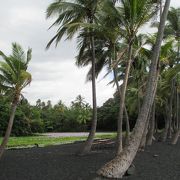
top-left (0, 95), bottom-right (93, 136)
top-left (0, 90), bottom-right (175, 137)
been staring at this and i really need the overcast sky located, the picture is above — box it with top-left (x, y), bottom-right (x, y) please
top-left (0, 0), bottom-right (179, 106)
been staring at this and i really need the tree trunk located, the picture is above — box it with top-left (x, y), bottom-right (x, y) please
top-left (161, 104), bottom-right (169, 142)
top-left (141, 68), bottom-right (158, 148)
top-left (97, 0), bottom-right (170, 178)
top-left (116, 42), bottom-right (133, 155)
top-left (147, 102), bottom-right (156, 145)
top-left (79, 35), bottom-right (97, 155)
top-left (171, 89), bottom-right (180, 145)
top-left (139, 112), bottom-right (150, 150)
top-left (124, 106), bottom-right (130, 143)
top-left (113, 69), bottom-right (130, 146)
top-left (168, 79), bottom-right (175, 139)
top-left (171, 129), bottom-right (180, 145)
top-left (0, 99), bottom-right (18, 159)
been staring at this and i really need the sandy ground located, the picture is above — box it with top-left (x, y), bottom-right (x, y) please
top-left (0, 140), bottom-right (180, 180)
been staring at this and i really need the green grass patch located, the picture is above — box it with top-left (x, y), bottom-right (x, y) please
top-left (0, 133), bottom-right (116, 149)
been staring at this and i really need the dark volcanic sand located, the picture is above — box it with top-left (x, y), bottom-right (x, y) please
top-left (0, 140), bottom-right (180, 180)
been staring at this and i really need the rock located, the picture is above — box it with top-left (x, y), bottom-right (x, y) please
top-left (153, 154), bottom-right (159, 158)
top-left (34, 143), bottom-right (39, 147)
top-left (126, 164), bottom-right (136, 176)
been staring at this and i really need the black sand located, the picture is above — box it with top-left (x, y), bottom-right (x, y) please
top-left (0, 140), bottom-right (180, 180)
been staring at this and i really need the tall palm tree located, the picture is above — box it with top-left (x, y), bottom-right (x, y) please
top-left (77, 0), bottom-right (158, 153)
top-left (75, 1), bottom-right (131, 144)
top-left (46, 0), bottom-right (102, 154)
top-left (114, 0), bottom-right (157, 154)
top-left (97, 0), bottom-right (170, 178)
top-left (0, 43), bottom-right (32, 158)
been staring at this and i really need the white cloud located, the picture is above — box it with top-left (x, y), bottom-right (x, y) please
top-left (0, 0), bottom-right (179, 106)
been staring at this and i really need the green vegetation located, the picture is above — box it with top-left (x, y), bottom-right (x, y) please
top-left (0, 133), bottom-right (116, 148)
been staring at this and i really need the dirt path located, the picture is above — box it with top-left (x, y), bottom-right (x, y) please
top-left (0, 140), bottom-right (179, 180)
top-left (42, 132), bottom-right (114, 137)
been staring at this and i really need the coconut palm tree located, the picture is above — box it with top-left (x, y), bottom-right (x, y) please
top-left (75, 1), bottom-right (132, 144)
top-left (165, 7), bottom-right (180, 63)
top-left (152, 7), bottom-right (180, 63)
top-left (113, 0), bottom-right (158, 154)
top-left (0, 43), bottom-right (32, 158)
top-left (46, 0), bottom-right (104, 154)
top-left (97, 0), bottom-right (170, 178)
top-left (77, 0), bottom-right (158, 153)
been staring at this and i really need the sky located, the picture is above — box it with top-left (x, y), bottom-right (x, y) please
top-left (0, 0), bottom-right (179, 107)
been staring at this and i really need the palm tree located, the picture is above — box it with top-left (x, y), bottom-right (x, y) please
top-left (46, 0), bottom-right (103, 154)
top-left (0, 43), bottom-right (32, 158)
top-left (77, 0), bottom-right (158, 153)
top-left (152, 7), bottom-right (180, 63)
top-left (114, 0), bottom-right (158, 154)
top-left (75, 2), bottom-right (131, 144)
top-left (97, 0), bottom-right (170, 178)
top-left (165, 7), bottom-right (180, 64)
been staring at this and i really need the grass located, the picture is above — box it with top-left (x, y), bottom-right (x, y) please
top-left (0, 133), bottom-right (116, 149)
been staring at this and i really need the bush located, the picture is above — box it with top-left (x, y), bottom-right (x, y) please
top-left (30, 119), bottom-right (44, 133)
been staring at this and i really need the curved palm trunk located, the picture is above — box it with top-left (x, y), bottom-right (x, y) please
top-left (79, 36), bottom-right (97, 155)
top-left (116, 42), bottom-right (133, 155)
top-left (139, 80), bottom-right (157, 149)
top-left (146, 71), bottom-right (159, 145)
top-left (0, 97), bottom-right (19, 159)
top-left (113, 69), bottom-right (130, 144)
top-left (97, 1), bottom-right (170, 178)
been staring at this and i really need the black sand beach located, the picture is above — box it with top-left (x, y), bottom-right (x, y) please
top-left (0, 140), bottom-right (180, 180)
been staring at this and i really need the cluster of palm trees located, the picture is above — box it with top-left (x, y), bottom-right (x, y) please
top-left (46, 0), bottom-right (179, 178)
top-left (0, 0), bottom-right (179, 179)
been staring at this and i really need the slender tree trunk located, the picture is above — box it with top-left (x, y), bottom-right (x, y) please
top-left (177, 39), bottom-right (180, 64)
top-left (139, 112), bottom-right (150, 150)
top-left (161, 104), bottom-right (169, 142)
top-left (176, 89), bottom-right (179, 130)
top-left (97, 1), bottom-right (170, 178)
top-left (171, 129), bottom-right (180, 145)
top-left (171, 90), bottom-right (180, 144)
top-left (0, 99), bottom-right (19, 159)
top-left (124, 106), bottom-right (130, 142)
top-left (116, 42), bottom-right (133, 155)
top-left (168, 79), bottom-right (175, 139)
top-left (146, 102), bottom-right (156, 145)
top-left (79, 35), bottom-right (97, 155)
top-left (113, 69), bottom-right (130, 144)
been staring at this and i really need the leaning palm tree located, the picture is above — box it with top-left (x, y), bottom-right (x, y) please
top-left (0, 43), bottom-right (32, 158)
top-left (46, 0), bottom-right (103, 154)
top-left (114, 0), bottom-right (158, 154)
top-left (97, 0), bottom-right (170, 178)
